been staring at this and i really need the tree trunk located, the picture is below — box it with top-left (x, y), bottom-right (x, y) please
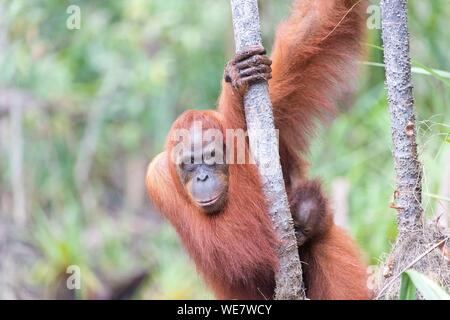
top-left (10, 104), bottom-right (26, 226)
top-left (331, 178), bottom-right (350, 230)
top-left (375, 0), bottom-right (450, 300)
top-left (229, 0), bottom-right (305, 300)
top-left (381, 0), bottom-right (423, 235)
top-left (435, 151), bottom-right (450, 228)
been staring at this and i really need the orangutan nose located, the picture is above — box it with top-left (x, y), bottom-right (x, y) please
top-left (197, 172), bottom-right (209, 182)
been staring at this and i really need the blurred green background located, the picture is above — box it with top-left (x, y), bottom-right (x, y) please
top-left (0, 0), bottom-right (448, 299)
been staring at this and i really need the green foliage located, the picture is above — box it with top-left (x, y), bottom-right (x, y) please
top-left (400, 270), bottom-right (450, 300)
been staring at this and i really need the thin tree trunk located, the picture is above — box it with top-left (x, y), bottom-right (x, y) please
top-left (229, 0), bottom-right (305, 300)
top-left (74, 75), bottom-right (118, 212)
top-left (331, 178), bottom-right (350, 230)
top-left (381, 0), bottom-right (423, 235)
top-left (10, 105), bottom-right (26, 226)
top-left (0, 88), bottom-right (47, 118)
top-left (435, 151), bottom-right (450, 228)
top-left (377, 2), bottom-right (450, 299)
top-left (125, 155), bottom-right (147, 213)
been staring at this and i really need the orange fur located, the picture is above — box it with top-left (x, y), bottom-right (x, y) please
top-left (146, 0), bottom-right (370, 299)
top-left (289, 181), bottom-right (371, 299)
top-left (219, 0), bottom-right (366, 184)
top-left (302, 225), bottom-right (371, 299)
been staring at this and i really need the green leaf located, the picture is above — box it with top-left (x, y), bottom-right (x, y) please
top-left (400, 272), bottom-right (417, 300)
top-left (402, 270), bottom-right (450, 300)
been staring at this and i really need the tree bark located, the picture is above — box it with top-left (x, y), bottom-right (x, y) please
top-left (435, 151), bottom-right (450, 228)
top-left (9, 104), bottom-right (26, 226)
top-left (229, 0), bottom-right (305, 300)
top-left (376, 1), bottom-right (450, 299)
top-left (331, 178), bottom-right (350, 230)
top-left (381, 0), bottom-right (423, 235)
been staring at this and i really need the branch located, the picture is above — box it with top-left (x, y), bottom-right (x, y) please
top-left (0, 88), bottom-right (47, 118)
top-left (9, 104), bottom-right (26, 226)
top-left (74, 74), bottom-right (119, 211)
top-left (229, 0), bottom-right (305, 300)
top-left (331, 178), bottom-right (350, 229)
top-left (435, 150), bottom-right (450, 228)
top-left (0, 89), bottom-right (29, 226)
top-left (381, 0), bottom-right (423, 234)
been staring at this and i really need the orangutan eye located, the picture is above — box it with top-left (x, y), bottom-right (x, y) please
top-left (204, 150), bottom-right (216, 165)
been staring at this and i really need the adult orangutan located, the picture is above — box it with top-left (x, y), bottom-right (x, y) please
top-left (146, 0), bottom-right (371, 299)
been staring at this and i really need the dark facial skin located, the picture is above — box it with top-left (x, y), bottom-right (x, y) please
top-left (176, 140), bottom-right (229, 214)
top-left (293, 198), bottom-right (321, 247)
top-left (290, 181), bottom-right (330, 247)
